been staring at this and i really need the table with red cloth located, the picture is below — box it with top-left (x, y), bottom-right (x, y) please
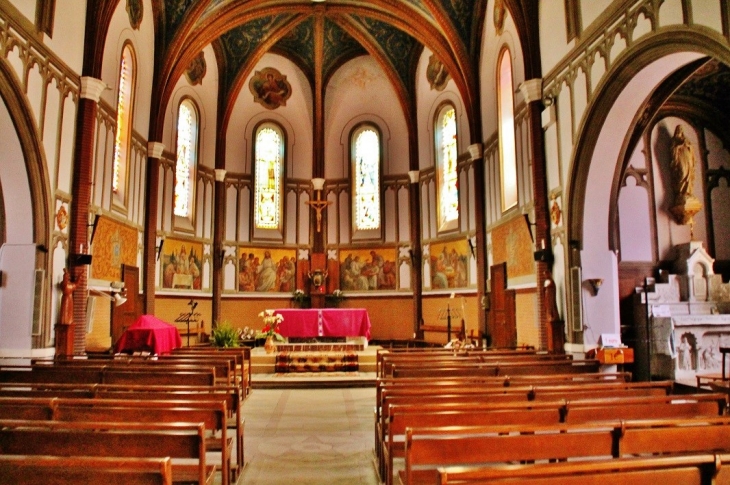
top-left (274, 308), bottom-right (371, 340)
top-left (114, 315), bottom-right (182, 355)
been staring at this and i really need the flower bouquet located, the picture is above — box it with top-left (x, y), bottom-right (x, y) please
top-left (255, 309), bottom-right (286, 342)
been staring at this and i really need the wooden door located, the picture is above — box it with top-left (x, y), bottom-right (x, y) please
top-left (489, 262), bottom-right (517, 348)
top-left (111, 265), bottom-right (139, 345)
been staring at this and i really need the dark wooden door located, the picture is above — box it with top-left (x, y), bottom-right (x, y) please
top-left (111, 265), bottom-right (139, 345)
top-left (489, 262), bottom-right (517, 348)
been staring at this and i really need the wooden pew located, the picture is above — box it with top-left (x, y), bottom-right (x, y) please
top-left (376, 380), bottom-right (673, 468)
top-left (0, 420), bottom-right (215, 485)
top-left (437, 453), bottom-right (730, 485)
top-left (390, 359), bottom-right (601, 378)
top-left (381, 393), bottom-right (727, 485)
top-left (0, 365), bottom-right (216, 386)
top-left (0, 455), bottom-right (174, 485)
top-left (399, 417), bottom-right (730, 485)
top-left (0, 385), bottom-right (245, 482)
top-left (0, 397), bottom-right (231, 485)
top-left (379, 351), bottom-right (571, 378)
top-left (171, 347), bottom-right (252, 397)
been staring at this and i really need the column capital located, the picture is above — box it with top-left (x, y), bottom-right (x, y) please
top-left (80, 77), bottom-right (108, 102)
top-left (519, 78), bottom-right (543, 104)
top-left (147, 142), bottom-right (165, 159)
top-left (214, 169), bottom-right (227, 182)
top-left (468, 143), bottom-right (483, 161)
top-left (408, 170), bottom-right (419, 184)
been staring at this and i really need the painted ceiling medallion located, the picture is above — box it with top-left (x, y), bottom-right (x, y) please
top-left (426, 54), bottom-right (450, 91)
top-left (185, 52), bottom-right (207, 86)
top-left (126, 0), bottom-right (143, 30)
top-left (56, 205), bottom-right (68, 230)
top-left (249, 68), bottom-right (292, 110)
top-left (494, 0), bottom-right (506, 36)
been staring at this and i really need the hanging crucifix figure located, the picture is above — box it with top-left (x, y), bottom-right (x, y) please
top-left (305, 180), bottom-right (332, 233)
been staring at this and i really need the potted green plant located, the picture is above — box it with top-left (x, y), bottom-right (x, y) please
top-left (325, 289), bottom-right (345, 308)
top-left (210, 321), bottom-right (239, 348)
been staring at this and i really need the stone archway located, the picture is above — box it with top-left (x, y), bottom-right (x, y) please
top-left (0, 58), bottom-right (52, 350)
top-left (565, 31), bottom-right (730, 348)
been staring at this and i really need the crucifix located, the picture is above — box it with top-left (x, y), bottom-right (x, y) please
top-left (306, 178), bottom-right (332, 233)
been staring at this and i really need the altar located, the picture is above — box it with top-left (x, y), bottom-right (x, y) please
top-left (274, 308), bottom-right (371, 340)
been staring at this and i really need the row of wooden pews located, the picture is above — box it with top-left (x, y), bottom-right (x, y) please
top-left (374, 346), bottom-right (730, 485)
top-left (0, 345), bottom-right (252, 485)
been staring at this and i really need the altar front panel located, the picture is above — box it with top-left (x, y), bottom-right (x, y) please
top-left (275, 309), bottom-right (371, 339)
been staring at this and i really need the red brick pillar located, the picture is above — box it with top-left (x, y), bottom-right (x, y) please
top-left (68, 77), bottom-right (107, 355)
top-left (520, 78), bottom-right (553, 351)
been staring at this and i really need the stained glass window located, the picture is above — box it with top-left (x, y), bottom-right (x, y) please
top-left (254, 124), bottom-right (283, 229)
top-left (438, 105), bottom-right (459, 229)
top-left (498, 48), bottom-right (518, 211)
top-left (353, 126), bottom-right (381, 230)
top-left (112, 45), bottom-right (135, 200)
top-left (174, 99), bottom-right (198, 218)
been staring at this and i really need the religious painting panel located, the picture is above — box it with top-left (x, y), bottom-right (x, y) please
top-left (428, 239), bottom-right (469, 289)
top-left (248, 67), bottom-right (292, 110)
top-left (90, 216), bottom-right (138, 282)
top-left (238, 247), bottom-right (296, 292)
top-left (339, 248), bottom-right (397, 291)
top-left (160, 238), bottom-right (204, 290)
top-left (491, 216), bottom-right (535, 279)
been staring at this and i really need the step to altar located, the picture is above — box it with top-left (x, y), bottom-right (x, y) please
top-left (250, 344), bottom-right (377, 375)
top-left (275, 343), bottom-right (364, 352)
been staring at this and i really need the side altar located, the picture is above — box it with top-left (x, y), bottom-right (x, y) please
top-left (634, 241), bottom-right (730, 381)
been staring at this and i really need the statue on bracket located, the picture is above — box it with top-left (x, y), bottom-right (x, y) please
top-left (669, 125), bottom-right (702, 233)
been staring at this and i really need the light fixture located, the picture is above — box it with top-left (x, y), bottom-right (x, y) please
top-left (586, 278), bottom-right (604, 296)
top-left (89, 288), bottom-right (127, 307)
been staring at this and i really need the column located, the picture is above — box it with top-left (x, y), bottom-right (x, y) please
top-left (142, 141), bottom-right (165, 314)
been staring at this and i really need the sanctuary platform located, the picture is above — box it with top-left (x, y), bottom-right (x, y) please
top-left (250, 342), bottom-right (377, 389)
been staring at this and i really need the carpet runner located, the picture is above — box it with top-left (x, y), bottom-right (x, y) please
top-left (275, 351), bottom-right (359, 373)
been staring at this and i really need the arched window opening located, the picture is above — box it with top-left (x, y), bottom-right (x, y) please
top-left (437, 104), bottom-right (458, 231)
top-left (174, 99), bottom-right (198, 219)
top-left (112, 44), bottom-right (136, 205)
top-left (353, 125), bottom-right (381, 231)
top-left (498, 48), bottom-right (518, 211)
top-left (254, 123), bottom-right (284, 230)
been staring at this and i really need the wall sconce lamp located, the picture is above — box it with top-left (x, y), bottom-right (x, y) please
top-left (156, 237), bottom-right (165, 261)
top-left (587, 278), bottom-right (604, 296)
top-left (89, 287), bottom-right (127, 307)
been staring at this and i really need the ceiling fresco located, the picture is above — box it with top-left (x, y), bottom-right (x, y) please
top-left (149, 0), bottom-right (488, 117)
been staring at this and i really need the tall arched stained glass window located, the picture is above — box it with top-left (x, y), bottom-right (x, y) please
top-left (254, 123), bottom-right (284, 230)
top-left (174, 99), bottom-right (198, 218)
top-left (437, 104), bottom-right (458, 231)
top-left (353, 125), bottom-right (381, 231)
top-left (112, 44), bottom-right (136, 204)
top-left (498, 47), bottom-right (518, 211)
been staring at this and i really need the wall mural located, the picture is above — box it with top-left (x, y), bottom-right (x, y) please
top-left (339, 248), bottom-right (397, 291)
top-left (238, 247), bottom-right (296, 292)
top-left (428, 239), bottom-right (469, 289)
top-left (161, 238), bottom-right (203, 290)
top-left (90, 216), bottom-right (137, 282)
top-left (491, 216), bottom-right (535, 279)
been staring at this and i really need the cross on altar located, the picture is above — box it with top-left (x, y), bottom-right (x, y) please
top-left (306, 189), bottom-right (332, 233)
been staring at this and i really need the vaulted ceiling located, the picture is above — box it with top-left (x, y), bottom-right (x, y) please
top-left (150, 0), bottom-right (487, 124)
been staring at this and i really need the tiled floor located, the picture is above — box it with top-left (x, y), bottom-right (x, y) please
top-left (238, 387), bottom-right (379, 484)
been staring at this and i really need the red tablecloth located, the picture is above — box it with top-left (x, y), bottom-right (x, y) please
top-left (274, 309), bottom-right (371, 340)
top-left (114, 315), bottom-right (182, 355)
